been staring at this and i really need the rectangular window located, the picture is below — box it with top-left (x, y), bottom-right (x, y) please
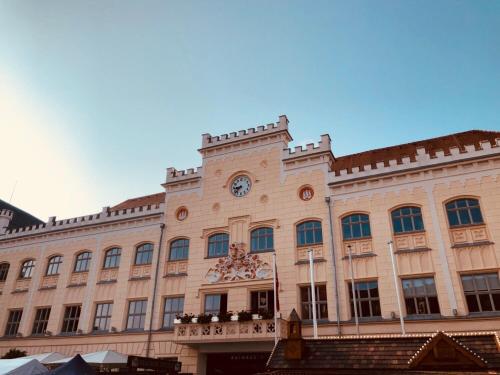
top-left (32, 307), bottom-right (51, 335)
top-left (204, 294), bottom-right (228, 315)
top-left (348, 281), bottom-right (381, 318)
top-left (61, 305), bottom-right (81, 333)
top-left (461, 273), bottom-right (500, 313)
top-left (4, 310), bottom-right (22, 336)
top-left (127, 300), bottom-right (147, 330)
top-left (163, 297), bottom-right (184, 329)
top-left (250, 290), bottom-right (274, 314)
top-left (93, 303), bottom-right (113, 331)
top-left (300, 285), bottom-right (328, 320)
top-left (402, 277), bottom-right (440, 315)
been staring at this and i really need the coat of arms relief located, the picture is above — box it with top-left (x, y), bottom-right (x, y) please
top-left (205, 242), bottom-right (272, 283)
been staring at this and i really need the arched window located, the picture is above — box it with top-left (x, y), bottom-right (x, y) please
top-left (342, 214), bottom-right (371, 240)
top-left (446, 198), bottom-right (484, 227)
top-left (135, 243), bottom-right (154, 265)
top-left (296, 221), bottom-right (323, 246)
top-left (250, 227), bottom-right (274, 252)
top-left (391, 206), bottom-right (424, 234)
top-left (0, 262), bottom-right (10, 281)
top-left (169, 239), bottom-right (189, 261)
top-left (46, 255), bottom-right (63, 276)
top-left (103, 248), bottom-right (121, 269)
top-left (208, 233), bottom-right (229, 257)
top-left (19, 259), bottom-right (35, 279)
top-left (74, 251), bottom-right (92, 272)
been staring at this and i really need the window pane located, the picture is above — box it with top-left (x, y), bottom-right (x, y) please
top-left (470, 207), bottom-right (483, 224)
top-left (465, 295), bottom-right (480, 312)
top-left (392, 218), bottom-right (403, 233)
top-left (458, 209), bottom-right (471, 225)
top-left (447, 211), bottom-right (459, 226)
top-left (478, 294), bottom-right (493, 311)
top-left (414, 215), bottom-right (424, 231)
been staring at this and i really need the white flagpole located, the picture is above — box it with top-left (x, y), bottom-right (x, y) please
top-left (347, 245), bottom-right (359, 335)
top-left (272, 252), bottom-right (278, 345)
top-left (388, 240), bottom-right (406, 335)
top-left (308, 249), bottom-right (318, 339)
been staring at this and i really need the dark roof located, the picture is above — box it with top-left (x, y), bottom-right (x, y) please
top-left (0, 199), bottom-right (43, 230)
top-left (267, 332), bottom-right (500, 373)
top-left (110, 192), bottom-right (165, 211)
top-left (332, 130), bottom-right (500, 175)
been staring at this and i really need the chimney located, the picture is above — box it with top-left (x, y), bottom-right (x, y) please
top-left (284, 309), bottom-right (304, 360)
top-left (0, 209), bottom-right (13, 235)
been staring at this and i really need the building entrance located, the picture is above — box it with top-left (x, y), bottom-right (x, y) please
top-left (206, 352), bottom-right (269, 375)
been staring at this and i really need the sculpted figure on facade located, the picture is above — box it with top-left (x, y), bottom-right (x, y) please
top-left (205, 242), bottom-right (272, 283)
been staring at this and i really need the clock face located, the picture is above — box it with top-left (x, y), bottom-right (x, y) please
top-left (231, 175), bottom-right (251, 197)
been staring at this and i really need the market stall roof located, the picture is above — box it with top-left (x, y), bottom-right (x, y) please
top-left (48, 354), bottom-right (95, 375)
top-left (24, 353), bottom-right (65, 364)
top-left (0, 358), bottom-right (48, 375)
top-left (51, 350), bottom-right (127, 365)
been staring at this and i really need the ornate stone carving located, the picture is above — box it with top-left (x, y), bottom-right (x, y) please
top-left (205, 243), bottom-right (272, 283)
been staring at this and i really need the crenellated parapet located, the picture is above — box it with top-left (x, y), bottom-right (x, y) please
top-left (165, 166), bottom-right (203, 184)
top-left (1, 203), bottom-right (164, 240)
top-left (0, 209), bottom-right (14, 235)
top-left (198, 115), bottom-right (292, 159)
top-left (282, 134), bottom-right (332, 160)
top-left (330, 137), bottom-right (500, 184)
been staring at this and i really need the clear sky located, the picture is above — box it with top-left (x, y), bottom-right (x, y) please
top-left (1, 0), bottom-right (499, 220)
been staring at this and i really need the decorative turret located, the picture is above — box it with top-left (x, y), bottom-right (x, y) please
top-left (0, 209), bottom-right (13, 235)
top-left (284, 309), bottom-right (304, 360)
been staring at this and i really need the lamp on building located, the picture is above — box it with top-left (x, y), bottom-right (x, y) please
top-left (15, 332), bottom-right (23, 338)
top-left (111, 326), bottom-right (117, 333)
top-left (45, 331), bottom-right (52, 336)
top-left (77, 329), bottom-right (83, 335)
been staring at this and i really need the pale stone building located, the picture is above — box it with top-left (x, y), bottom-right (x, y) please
top-left (0, 116), bottom-right (499, 375)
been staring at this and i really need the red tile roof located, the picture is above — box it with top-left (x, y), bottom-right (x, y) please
top-left (332, 130), bottom-right (500, 175)
top-left (111, 192), bottom-right (165, 211)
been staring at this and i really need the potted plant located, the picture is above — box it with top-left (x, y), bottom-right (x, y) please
top-left (211, 315), bottom-right (219, 323)
top-left (197, 313), bottom-right (213, 324)
top-left (218, 311), bottom-right (233, 323)
top-left (237, 310), bottom-right (253, 322)
top-left (260, 309), bottom-right (274, 320)
top-left (230, 312), bottom-right (239, 321)
top-left (252, 313), bottom-right (262, 320)
top-left (179, 314), bottom-right (194, 324)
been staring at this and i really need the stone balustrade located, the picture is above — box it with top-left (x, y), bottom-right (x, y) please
top-left (173, 318), bottom-right (286, 344)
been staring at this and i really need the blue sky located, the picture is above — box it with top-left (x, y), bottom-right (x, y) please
top-left (1, 0), bottom-right (499, 219)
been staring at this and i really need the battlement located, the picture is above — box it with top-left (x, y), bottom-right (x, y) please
top-left (330, 137), bottom-right (500, 183)
top-left (200, 115), bottom-right (290, 150)
top-left (282, 134), bottom-right (332, 160)
top-left (165, 166), bottom-right (203, 184)
top-left (0, 209), bottom-right (13, 218)
top-left (1, 203), bottom-right (164, 240)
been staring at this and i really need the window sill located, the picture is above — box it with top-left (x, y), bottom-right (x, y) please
top-left (133, 263), bottom-right (152, 267)
top-left (71, 271), bottom-right (89, 274)
top-left (341, 252), bottom-right (377, 260)
top-left (296, 243), bottom-right (323, 248)
top-left (393, 230), bottom-right (426, 236)
top-left (451, 241), bottom-right (494, 249)
top-left (11, 289), bottom-right (28, 294)
top-left (449, 223), bottom-right (485, 229)
top-left (301, 319), bottom-right (330, 325)
top-left (67, 283), bottom-right (86, 288)
top-left (167, 259), bottom-right (189, 262)
top-left (123, 328), bottom-right (145, 333)
top-left (394, 247), bottom-right (432, 254)
top-left (38, 286), bottom-right (57, 291)
top-left (295, 258), bottom-right (326, 265)
top-left (129, 276), bottom-right (151, 281)
top-left (249, 249), bottom-right (275, 254)
top-left (466, 311), bottom-right (500, 318)
top-left (96, 279), bottom-right (117, 285)
top-left (102, 266), bottom-right (120, 270)
top-left (342, 237), bottom-right (372, 243)
top-left (164, 273), bottom-right (188, 278)
top-left (204, 255), bottom-right (228, 259)
top-left (405, 314), bottom-right (443, 321)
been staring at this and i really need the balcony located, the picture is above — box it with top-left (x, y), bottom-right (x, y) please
top-left (173, 319), bottom-right (286, 344)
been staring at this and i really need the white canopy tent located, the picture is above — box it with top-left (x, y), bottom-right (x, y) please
top-left (51, 350), bottom-right (127, 366)
top-left (24, 353), bottom-right (65, 364)
top-left (0, 358), bottom-right (48, 375)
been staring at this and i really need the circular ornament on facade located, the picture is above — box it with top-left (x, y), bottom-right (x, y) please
top-left (298, 185), bottom-right (314, 201)
top-left (175, 207), bottom-right (188, 221)
top-left (230, 175), bottom-right (252, 197)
